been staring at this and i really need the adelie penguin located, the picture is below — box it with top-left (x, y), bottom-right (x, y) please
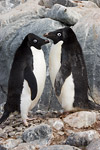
top-left (44, 27), bottom-right (100, 112)
top-left (0, 33), bottom-right (49, 126)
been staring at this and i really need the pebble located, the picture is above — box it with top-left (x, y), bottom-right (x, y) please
top-left (48, 118), bottom-right (64, 130)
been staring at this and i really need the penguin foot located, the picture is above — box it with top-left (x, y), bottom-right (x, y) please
top-left (27, 117), bottom-right (35, 121)
top-left (23, 117), bottom-right (35, 126)
top-left (23, 119), bottom-right (28, 127)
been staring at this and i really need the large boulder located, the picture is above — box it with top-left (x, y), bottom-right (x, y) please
top-left (41, 3), bottom-right (98, 26)
top-left (73, 10), bottom-right (100, 104)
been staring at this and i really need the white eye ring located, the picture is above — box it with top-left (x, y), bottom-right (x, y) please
top-left (33, 39), bottom-right (37, 43)
top-left (57, 33), bottom-right (61, 37)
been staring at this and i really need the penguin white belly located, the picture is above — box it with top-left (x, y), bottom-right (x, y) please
top-left (49, 41), bottom-right (63, 87)
top-left (30, 46), bottom-right (46, 109)
top-left (20, 47), bottom-right (46, 119)
top-left (49, 41), bottom-right (75, 111)
top-left (58, 73), bottom-right (75, 111)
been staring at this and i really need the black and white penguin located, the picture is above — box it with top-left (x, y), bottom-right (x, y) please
top-left (44, 27), bottom-right (100, 112)
top-left (0, 33), bottom-right (49, 126)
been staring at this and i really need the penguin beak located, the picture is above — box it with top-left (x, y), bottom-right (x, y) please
top-left (44, 39), bottom-right (49, 44)
top-left (43, 33), bottom-right (49, 38)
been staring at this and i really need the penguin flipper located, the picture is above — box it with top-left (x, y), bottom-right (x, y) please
top-left (24, 67), bottom-right (37, 100)
top-left (54, 62), bottom-right (71, 96)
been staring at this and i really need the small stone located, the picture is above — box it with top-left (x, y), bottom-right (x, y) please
top-left (58, 131), bottom-right (65, 136)
top-left (0, 132), bottom-right (8, 139)
top-left (15, 126), bottom-right (23, 132)
top-left (66, 130), bottom-right (100, 147)
top-left (48, 118), bottom-right (64, 130)
top-left (63, 111), bottom-right (97, 128)
top-left (3, 126), bottom-right (14, 133)
top-left (8, 131), bottom-right (16, 137)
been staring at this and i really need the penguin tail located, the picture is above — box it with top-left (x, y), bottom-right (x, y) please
top-left (0, 111), bottom-right (10, 124)
top-left (88, 100), bottom-right (100, 111)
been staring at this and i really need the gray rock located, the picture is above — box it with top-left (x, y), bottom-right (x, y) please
top-left (73, 10), bottom-right (100, 104)
top-left (89, 0), bottom-right (100, 7)
top-left (40, 145), bottom-right (81, 150)
top-left (22, 124), bottom-right (52, 147)
top-left (66, 130), bottom-right (100, 147)
top-left (63, 111), bottom-right (97, 128)
top-left (86, 138), bottom-right (100, 150)
top-left (44, 3), bottom-right (98, 25)
top-left (38, 0), bottom-right (77, 8)
top-left (45, 4), bottom-right (82, 25)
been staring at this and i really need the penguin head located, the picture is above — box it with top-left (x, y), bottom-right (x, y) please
top-left (44, 27), bottom-right (77, 44)
top-left (23, 33), bottom-right (49, 49)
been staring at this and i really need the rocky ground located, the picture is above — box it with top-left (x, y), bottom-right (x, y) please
top-left (0, 107), bottom-right (100, 150)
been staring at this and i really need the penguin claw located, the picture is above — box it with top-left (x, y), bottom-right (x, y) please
top-left (23, 117), bottom-right (35, 126)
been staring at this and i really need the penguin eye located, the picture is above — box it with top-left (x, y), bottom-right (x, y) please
top-left (33, 39), bottom-right (38, 43)
top-left (57, 33), bottom-right (62, 37)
